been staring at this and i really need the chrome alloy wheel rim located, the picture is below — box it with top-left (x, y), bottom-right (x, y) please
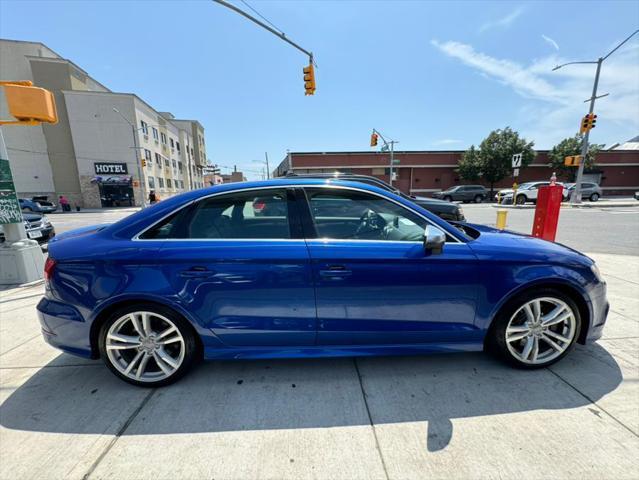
top-left (105, 311), bottom-right (185, 382)
top-left (505, 297), bottom-right (576, 365)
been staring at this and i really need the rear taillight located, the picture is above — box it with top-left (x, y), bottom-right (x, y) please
top-left (44, 257), bottom-right (56, 282)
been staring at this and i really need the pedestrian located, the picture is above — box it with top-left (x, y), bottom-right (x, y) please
top-left (59, 195), bottom-right (70, 212)
top-left (148, 190), bottom-right (157, 204)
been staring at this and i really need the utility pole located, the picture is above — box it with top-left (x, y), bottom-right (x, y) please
top-left (265, 152), bottom-right (270, 179)
top-left (553, 29), bottom-right (638, 204)
top-left (371, 128), bottom-right (399, 187)
top-left (113, 108), bottom-right (147, 207)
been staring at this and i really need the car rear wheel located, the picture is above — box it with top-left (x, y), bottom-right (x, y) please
top-left (515, 195), bottom-right (527, 205)
top-left (22, 207), bottom-right (33, 212)
top-left (474, 195), bottom-right (483, 203)
top-left (443, 195), bottom-right (453, 202)
top-left (489, 289), bottom-right (581, 368)
top-left (99, 304), bottom-right (198, 387)
top-left (590, 193), bottom-right (600, 202)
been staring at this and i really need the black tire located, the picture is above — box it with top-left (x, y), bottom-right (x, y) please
top-left (590, 193), bottom-right (600, 202)
top-left (443, 195), bottom-right (453, 202)
top-left (22, 207), bottom-right (33, 212)
top-left (487, 288), bottom-right (581, 369)
top-left (515, 195), bottom-right (527, 205)
top-left (474, 195), bottom-right (483, 203)
top-left (98, 303), bottom-right (199, 387)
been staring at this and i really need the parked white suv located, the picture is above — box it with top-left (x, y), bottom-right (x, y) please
top-left (495, 181), bottom-right (565, 205)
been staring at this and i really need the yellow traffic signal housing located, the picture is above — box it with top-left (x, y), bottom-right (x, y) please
top-left (0, 81), bottom-right (58, 125)
top-left (141, 158), bottom-right (147, 167)
top-left (564, 155), bottom-right (582, 167)
top-left (303, 63), bottom-right (316, 96)
top-left (579, 113), bottom-right (597, 134)
top-left (370, 132), bottom-right (378, 147)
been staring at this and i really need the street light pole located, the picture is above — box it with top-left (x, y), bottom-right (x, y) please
top-left (113, 108), bottom-right (147, 207)
top-left (265, 152), bottom-right (270, 179)
top-left (553, 29), bottom-right (639, 204)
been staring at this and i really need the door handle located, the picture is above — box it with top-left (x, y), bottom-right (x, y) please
top-left (319, 265), bottom-right (352, 279)
top-left (179, 267), bottom-right (214, 278)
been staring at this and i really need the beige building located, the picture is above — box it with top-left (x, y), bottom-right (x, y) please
top-left (0, 39), bottom-right (208, 208)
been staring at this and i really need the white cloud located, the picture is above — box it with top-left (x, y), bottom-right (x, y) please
top-left (541, 34), bottom-right (559, 51)
top-left (431, 39), bottom-right (639, 147)
top-left (433, 138), bottom-right (463, 146)
top-left (479, 7), bottom-right (525, 33)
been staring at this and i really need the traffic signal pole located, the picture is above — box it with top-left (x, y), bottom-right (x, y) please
top-left (572, 58), bottom-right (601, 204)
top-left (552, 29), bottom-right (638, 204)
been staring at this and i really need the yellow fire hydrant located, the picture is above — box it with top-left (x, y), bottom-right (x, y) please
top-left (496, 209), bottom-right (508, 230)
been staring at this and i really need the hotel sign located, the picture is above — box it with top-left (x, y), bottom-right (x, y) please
top-left (94, 162), bottom-right (128, 174)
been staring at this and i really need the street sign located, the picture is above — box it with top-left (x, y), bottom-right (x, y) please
top-left (513, 168), bottom-right (520, 177)
top-left (0, 158), bottom-right (22, 225)
top-left (512, 153), bottom-right (523, 168)
top-left (392, 159), bottom-right (400, 165)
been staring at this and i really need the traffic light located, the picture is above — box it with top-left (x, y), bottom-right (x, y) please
top-left (580, 113), bottom-right (597, 133)
top-left (370, 132), bottom-right (378, 147)
top-left (0, 81), bottom-right (58, 125)
top-left (303, 62), bottom-right (316, 96)
top-left (564, 155), bottom-right (582, 167)
top-left (141, 158), bottom-right (147, 167)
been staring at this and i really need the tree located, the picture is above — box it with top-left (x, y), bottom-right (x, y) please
top-left (458, 127), bottom-right (536, 195)
top-left (457, 145), bottom-right (482, 181)
top-left (548, 135), bottom-right (600, 181)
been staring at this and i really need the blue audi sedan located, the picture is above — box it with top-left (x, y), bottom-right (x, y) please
top-left (37, 179), bottom-right (608, 386)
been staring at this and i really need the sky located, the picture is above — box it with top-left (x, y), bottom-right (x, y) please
top-left (1, 0), bottom-right (638, 180)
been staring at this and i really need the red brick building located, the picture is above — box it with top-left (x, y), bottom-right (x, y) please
top-left (275, 149), bottom-right (639, 196)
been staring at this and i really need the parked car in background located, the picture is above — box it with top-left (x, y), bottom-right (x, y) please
top-left (0, 213), bottom-right (56, 244)
top-left (432, 185), bottom-right (488, 203)
top-left (284, 173), bottom-right (465, 221)
top-left (496, 181), bottom-right (565, 205)
top-left (562, 183), bottom-right (602, 202)
top-left (19, 196), bottom-right (57, 213)
top-left (38, 178), bottom-right (608, 386)
top-left (634, 191), bottom-right (639, 201)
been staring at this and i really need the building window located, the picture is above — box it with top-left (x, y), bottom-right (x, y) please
top-left (152, 127), bottom-right (159, 141)
top-left (191, 147), bottom-right (194, 157)
top-left (172, 159), bottom-right (177, 168)
top-left (180, 180), bottom-right (184, 189)
top-left (178, 162), bottom-right (183, 172)
top-left (170, 138), bottom-right (174, 149)
top-left (155, 153), bottom-right (162, 165)
top-left (160, 132), bottom-right (167, 145)
top-left (167, 179), bottom-right (172, 189)
top-left (148, 176), bottom-right (155, 189)
top-left (140, 120), bottom-right (149, 135)
top-left (164, 158), bottom-right (170, 167)
top-left (158, 177), bottom-right (165, 188)
top-left (176, 142), bottom-right (181, 152)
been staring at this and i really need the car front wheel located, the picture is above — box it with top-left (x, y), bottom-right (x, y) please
top-left (590, 193), bottom-right (600, 202)
top-left (474, 195), bottom-right (483, 203)
top-left (515, 195), bottom-right (527, 205)
top-left (489, 289), bottom-right (581, 368)
top-left (98, 304), bottom-right (198, 387)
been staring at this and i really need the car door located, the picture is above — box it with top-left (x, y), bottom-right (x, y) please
top-left (138, 187), bottom-right (316, 346)
top-left (299, 186), bottom-right (480, 346)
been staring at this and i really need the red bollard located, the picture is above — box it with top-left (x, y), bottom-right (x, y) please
top-left (532, 185), bottom-right (563, 241)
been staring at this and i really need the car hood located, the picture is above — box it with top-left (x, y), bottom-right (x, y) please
top-left (412, 196), bottom-right (457, 207)
top-left (464, 222), bottom-right (593, 267)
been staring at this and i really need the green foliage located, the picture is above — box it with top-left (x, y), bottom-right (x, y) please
top-left (457, 127), bottom-right (536, 193)
top-left (548, 135), bottom-right (600, 181)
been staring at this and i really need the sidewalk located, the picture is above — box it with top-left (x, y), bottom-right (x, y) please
top-left (1, 252), bottom-right (638, 480)
top-left (48, 207), bottom-right (141, 215)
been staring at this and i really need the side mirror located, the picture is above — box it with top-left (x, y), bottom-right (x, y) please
top-left (424, 225), bottom-right (445, 255)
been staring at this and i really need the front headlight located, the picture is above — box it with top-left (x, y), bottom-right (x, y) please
top-left (457, 207), bottom-right (464, 217)
top-left (590, 264), bottom-right (604, 283)
top-left (42, 215), bottom-right (51, 226)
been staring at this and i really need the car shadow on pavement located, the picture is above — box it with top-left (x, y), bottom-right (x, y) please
top-left (0, 343), bottom-right (622, 451)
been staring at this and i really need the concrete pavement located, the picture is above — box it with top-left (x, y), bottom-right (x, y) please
top-left (1, 205), bottom-right (638, 479)
top-left (1, 251), bottom-right (638, 480)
